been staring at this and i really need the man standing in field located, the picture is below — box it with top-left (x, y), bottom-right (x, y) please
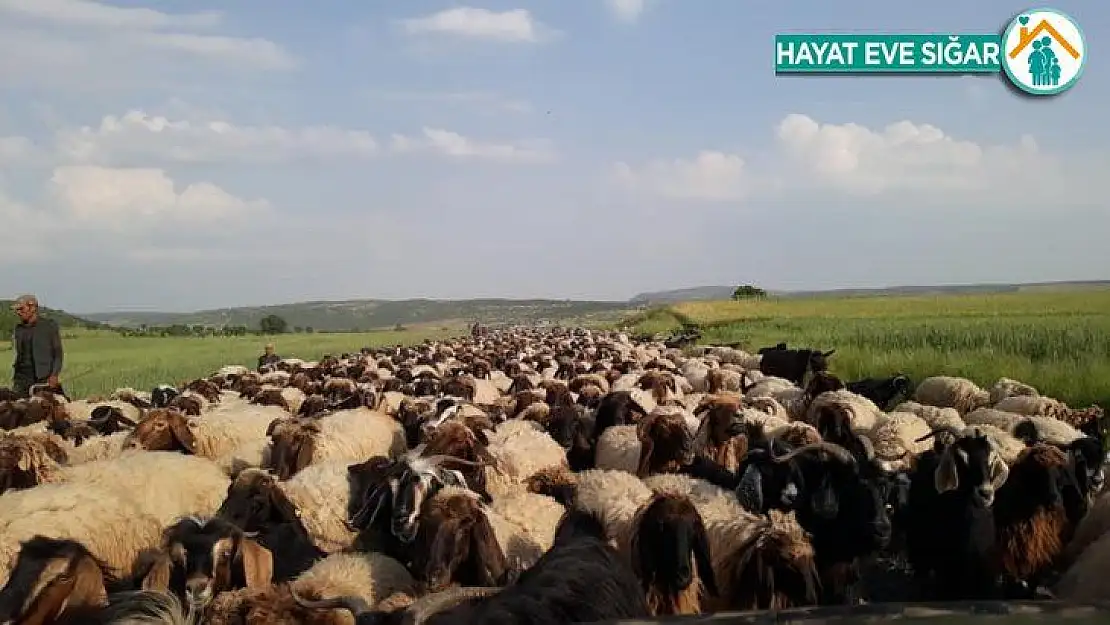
top-left (9, 294), bottom-right (65, 399)
top-left (258, 343), bottom-right (281, 371)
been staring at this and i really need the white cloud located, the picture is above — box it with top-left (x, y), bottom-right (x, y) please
top-left (613, 151), bottom-right (748, 201)
top-left (56, 110), bottom-right (378, 165)
top-left (0, 0), bottom-right (222, 30)
top-left (390, 127), bottom-right (555, 163)
top-left (775, 113), bottom-right (1046, 198)
top-left (0, 191), bottom-right (53, 262)
top-left (606, 0), bottom-right (647, 23)
top-left (0, 0), bottom-right (298, 85)
top-left (49, 165), bottom-right (268, 229)
top-left (615, 114), bottom-right (1083, 206)
top-left (399, 7), bottom-right (551, 43)
top-left (366, 90), bottom-right (532, 114)
top-left (0, 136), bottom-right (36, 163)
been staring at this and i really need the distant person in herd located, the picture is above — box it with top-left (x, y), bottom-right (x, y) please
top-left (258, 343), bottom-right (281, 370)
top-left (9, 293), bottom-right (66, 399)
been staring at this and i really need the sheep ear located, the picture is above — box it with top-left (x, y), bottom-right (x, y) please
top-left (988, 453), bottom-right (1009, 491)
top-left (692, 512), bottom-right (720, 597)
top-left (470, 512), bottom-right (509, 586)
top-left (168, 415), bottom-right (197, 454)
top-left (22, 568), bottom-right (78, 625)
top-left (736, 464), bottom-right (764, 512)
top-left (138, 551), bottom-right (173, 591)
top-left (293, 438), bottom-right (316, 477)
top-left (934, 447), bottom-right (959, 494)
top-left (235, 537), bottom-right (274, 589)
top-left (822, 350), bottom-right (836, 357)
top-left (636, 436), bottom-right (655, 479)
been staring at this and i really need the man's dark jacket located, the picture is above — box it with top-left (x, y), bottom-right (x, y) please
top-left (11, 317), bottom-right (64, 380)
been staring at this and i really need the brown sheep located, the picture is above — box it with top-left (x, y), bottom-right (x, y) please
top-left (636, 411), bottom-right (694, 478)
top-left (0, 433), bottom-right (69, 494)
top-left (183, 378), bottom-right (222, 404)
top-left (638, 370), bottom-right (679, 406)
top-left (168, 394), bottom-right (204, 416)
top-left (124, 409), bottom-right (197, 454)
top-left (252, 388), bottom-right (292, 412)
top-left (692, 394), bottom-right (748, 473)
top-left (407, 489), bottom-right (510, 592)
top-left (630, 492), bottom-right (718, 616)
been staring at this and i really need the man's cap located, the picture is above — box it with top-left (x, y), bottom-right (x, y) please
top-left (10, 294), bottom-right (37, 310)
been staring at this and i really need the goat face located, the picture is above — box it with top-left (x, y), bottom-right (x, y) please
top-left (124, 409), bottom-right (197, 454)
top-left (935, 429), bottom-right (1008, 507)
top-left (735, 445), bottom-right (805, 514)
top-left (631, 493), bottom-right (718, 614)
top-left (0, 536), bottom-right (110, 624)
top-left (158, 517), bottom-right (273, 610)
top-left (410, 491), bottom-right (508, 591)
top-left (216, 469), bottom-right (302, 532)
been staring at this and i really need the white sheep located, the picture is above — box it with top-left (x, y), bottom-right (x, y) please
top-left (988, 377), bottom-right (1040, 405)
top-left (126, 405), bottom-right (284, 465)
top-left (864, 411), bottom-right (934, 471)
top-left (892, 400), bottom-right (966, 431)
top-left (482, 418), bottom-right (569, 497)
top-left (993, 394), bottom-right (1071, 420)
top-left (911, 375), bottom-right (991, 415)
top-left (0, 452), bottom-right (230, 586)
top-left (268, 408), bottom-right (407, 474)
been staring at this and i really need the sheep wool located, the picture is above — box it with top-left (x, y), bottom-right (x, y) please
top-left (866, 412), bottom-right (933, 469)
top-left (483, 418), bottom-right (569, 497)
top-left (302, 407), bottom-right (408, 466)
top-left (911, 376), bottom-right (991, 415)
top-left (993, 395), bottom-right (1070, 421)
top-left (593, 425), bottom-right (641, 476)
top-left (805, 389), bottom-right (886, 433)
top-left (892, 401), bottom-right (966, 432)
top-left (988, 377), bottom-right (1040, 405)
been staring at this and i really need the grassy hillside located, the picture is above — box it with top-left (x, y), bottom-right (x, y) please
top-left (0, 325), bottom-right (464, 399)
top-left (84, 298), bottom-right (635, 332)
top-left (623, 288), bottom-right (1110, 409)
top-left (630, 280), bottom-right (1110, 305)
top-left (0, 300), bottom-right (103, 337)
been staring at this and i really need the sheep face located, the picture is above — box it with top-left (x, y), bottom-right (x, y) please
top-left (251, 389), bottom-right (291, 412)
top-left (0, 536), bottom-right (111, 624)
top-left (297, 395), bottom-right (330, 418)
top-left (183, 379), bottom-right (222, 404)
top-left (410, 492), bottom-right (509, 591)
top-left (158, 517), bottom-right (273, 610)
top-left (636, 412), bottom-right (694, 477)
top-left (216, 470), bottom-right (302, 533)
top-left (265, 418), bottom-right (319, 481)
top-left (0, 436), bottom-right (68, 495)
top-left (124, 409), bottom-right (198, 454)
top-left (630, 493), bottom-right (718, 615)
top-left (168, 394), bottom-right (204, 416)
top-left (412, 377), bottom-right (442, 397)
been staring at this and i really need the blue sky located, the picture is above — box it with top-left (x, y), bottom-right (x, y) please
top-left (0, 0), bottom-right (1105, 313)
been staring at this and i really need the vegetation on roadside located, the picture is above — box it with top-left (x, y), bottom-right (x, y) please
top-left (622, 289), bottom-right (1110, 408)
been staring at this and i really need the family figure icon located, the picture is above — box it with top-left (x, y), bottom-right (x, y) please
top-left (1028, 37), bottom-right (1062, 86)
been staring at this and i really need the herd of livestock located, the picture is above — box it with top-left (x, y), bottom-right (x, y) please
top-left (1, 326), bottom-right (1109, 624)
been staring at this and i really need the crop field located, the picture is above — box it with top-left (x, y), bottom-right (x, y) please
top-left (624, 289), bottom-right (1110, 409)
top-left (0, 324), bottom-right (464, 399)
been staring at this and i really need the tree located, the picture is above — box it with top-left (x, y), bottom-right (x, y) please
top-left (259, 314), bottom-right (288, 334)
top-left (732, 284), bottom-right (768, 300)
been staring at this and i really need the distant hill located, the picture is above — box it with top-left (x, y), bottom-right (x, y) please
top-left (632, 280), bottom-right (1110, 304)
top-left (83, 298), bottom-right (636, 332)
top-left (0, 301), bottom-right (103, 336)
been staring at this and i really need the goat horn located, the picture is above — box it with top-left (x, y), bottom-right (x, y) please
top-left (422, 454), bottom-right (486, 468)
top-left (289, 587), bottom-right (371, 615)
top-left (914, 425), bottom-right (964, 443)
top-left (771, 441), bottom-right (856, 466)
top-left (406, 586), bottom-right (500, 624)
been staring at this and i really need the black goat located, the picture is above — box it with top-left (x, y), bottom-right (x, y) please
top-left (757, 342), bottom-right (788, 355)
top-left (759, 348), bottom-right (836, 386)
top-left (846, 375), bottom-right (914, 410)
top-left (292, 508), bottom-right (652, 625)
top-left (905, 426), bottom-right (1007, 601)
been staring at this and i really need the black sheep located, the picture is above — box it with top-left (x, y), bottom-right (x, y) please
top-left (846, 374), bottom-right (913, 410)
top-left (759, 348), bottom-right (836, 386)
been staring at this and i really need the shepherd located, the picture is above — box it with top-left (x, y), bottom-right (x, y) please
top-left (9, 294), bottom-right (66, 399)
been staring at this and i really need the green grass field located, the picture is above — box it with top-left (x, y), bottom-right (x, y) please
top-left (0, 325), bottom-right (463, 399)
top-left (623, 289), bottom-right (1110, 409)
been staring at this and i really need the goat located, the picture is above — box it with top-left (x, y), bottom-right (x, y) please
top-left (846, 374), bottom-right (914, 411)
top-left (630, 492), bottom-right (718, 616)
top-left (758, 348), bottom-right (835, 387)
top-left (905, 426), bottom-right (1009, 601)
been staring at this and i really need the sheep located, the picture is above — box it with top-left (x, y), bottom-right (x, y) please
top-left (0, 535), bottom-right (192, 625)
top-left (640, 473), bottom-right (820, 611)
top-left (479, 418), bottom-right (568, 497)
top-left (288, 508), bottom-right (651, 625)
top-left (805, 389), bottom-right (886, 434)
top-left (124, 406), bottom-right (281, 467)
top-left (593, 409), bottom-right (692, 478)
top-left (865, 411), bottom-right (934, 471)
top-left (989, 377), bottom-right (1040, 405)
top-left (991, 443), bottom-right (1086, 597)
top-left (216, 464), bottom-right (361, 555)
top-left (911, 375), bottom-right (991, 415)
top-left (264, 408), bottom-right (407, 480)
top-left (893, 400), bottom-right (966, 431)
top-left (967, 409), bottom-right (1099, 472)
top-left (203, 550), bottom-right (415, 625)
top-left (406, 485), bottom-right (563, 591)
